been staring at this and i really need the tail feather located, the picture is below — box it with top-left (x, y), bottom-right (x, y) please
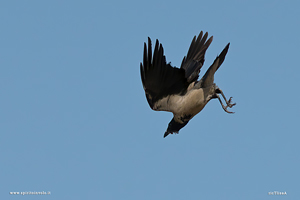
top-left (200, 43), bottom-right (230, 88)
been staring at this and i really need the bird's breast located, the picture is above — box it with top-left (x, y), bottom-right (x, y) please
top-left (168, 88), bottom-right (209, 116)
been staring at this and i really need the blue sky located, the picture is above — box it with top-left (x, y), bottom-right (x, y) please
top-left (1, 0), bottom-right (299, 199)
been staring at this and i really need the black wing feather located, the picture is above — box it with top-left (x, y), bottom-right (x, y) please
top-left (140, 38), bottom-right (187, 109)
top-left (181, 31), bottom-right (213, 83)
top-left (140, 32), bottom-right (213, 109)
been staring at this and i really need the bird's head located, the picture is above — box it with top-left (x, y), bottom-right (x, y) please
top-left (164, 118), bottom-right (189, 138)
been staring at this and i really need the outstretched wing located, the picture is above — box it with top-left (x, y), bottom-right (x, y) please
top-left (180, 31), bottom-right (213, 83)
top-left (140, 32), bottom-right (213, 111)
top-left (140, 37), bottom-right (188, 110)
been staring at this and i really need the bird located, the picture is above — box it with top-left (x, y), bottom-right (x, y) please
top-left (140, 31), bottom-right (236, 138)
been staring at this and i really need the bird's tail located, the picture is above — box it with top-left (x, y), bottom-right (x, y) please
top-left (200, 43), bottom-right (230, 88)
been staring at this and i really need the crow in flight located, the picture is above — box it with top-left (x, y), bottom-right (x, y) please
top-left (140, 31), bottom-right (236, 137)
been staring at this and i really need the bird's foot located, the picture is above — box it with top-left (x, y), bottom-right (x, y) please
top-left (221, 97), bottom-right (236, 113)
top-left (226, 97), bottom-right (236, 108)
top-left (215, 87), bottom-right (236, 114)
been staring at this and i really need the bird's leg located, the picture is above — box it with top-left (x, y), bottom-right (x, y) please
top-left (215, 87), bottom-right (236, 113)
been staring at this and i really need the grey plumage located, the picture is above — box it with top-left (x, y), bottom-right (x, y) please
top-left (140, 31), bottom-right (235, 138)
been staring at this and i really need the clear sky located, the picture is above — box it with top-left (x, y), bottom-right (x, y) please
top-left (1, 0), bottom-right (299, 199)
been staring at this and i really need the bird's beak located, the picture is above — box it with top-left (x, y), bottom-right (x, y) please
top-left (164, 132), bottom-right (170, 138)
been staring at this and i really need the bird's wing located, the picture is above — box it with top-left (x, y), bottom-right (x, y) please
top-left (180, 31), bottom-right (213, 83)
top-left (140, 37), bottom-right (188, 110)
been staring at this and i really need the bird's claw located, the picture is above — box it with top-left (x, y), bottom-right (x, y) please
top-left (227, 97), bottom-right (236, 108)
top-left (222, 97), bottom-right (236, 113)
